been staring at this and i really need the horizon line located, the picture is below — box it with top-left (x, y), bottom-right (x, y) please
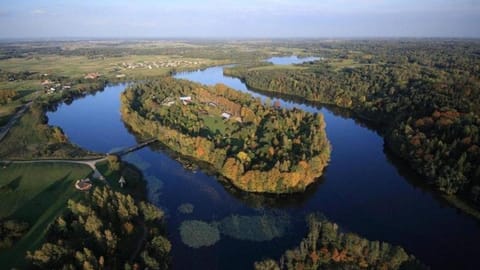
top-left (1, 36), bottom-right (480, 43)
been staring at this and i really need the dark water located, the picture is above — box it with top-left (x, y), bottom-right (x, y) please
top-left (47, 59), bottom-right (480, 270)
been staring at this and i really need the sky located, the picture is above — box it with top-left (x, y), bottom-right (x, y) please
top-left (0, 0), bottom-right (479, 39)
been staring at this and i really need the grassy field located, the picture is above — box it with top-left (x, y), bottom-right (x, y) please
top-left (201, 115), bottom-right (231, 135)
top-left (325, 58), bottom-right (371, 71)
top-left (0, 53), bottom-right (224, 125)
top-left (0, 55), bottom-right (223, 79)
top-left (0, 162), bottom-right (92, 269)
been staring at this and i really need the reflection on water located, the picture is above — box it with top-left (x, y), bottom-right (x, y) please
top-left (266, 56), bottom-right (320, 65)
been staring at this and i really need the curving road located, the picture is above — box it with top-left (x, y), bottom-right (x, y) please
top-left (1, 157), bottom-right (109, 185)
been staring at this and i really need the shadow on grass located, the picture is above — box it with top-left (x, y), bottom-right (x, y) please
top-left (0, 176), bottom-right (22, 192)
top-left (12, 173), bottom-right (72, 223)
top-left (0, 172), bottom-right (85, 269)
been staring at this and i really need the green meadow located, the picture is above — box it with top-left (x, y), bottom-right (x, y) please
top-left (0, 162), bottom-right (92, 269)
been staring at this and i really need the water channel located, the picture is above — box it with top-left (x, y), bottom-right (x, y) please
top-left (47, 57), bottom-right (480, 269)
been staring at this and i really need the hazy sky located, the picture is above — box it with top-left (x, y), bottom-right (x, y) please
top-left (0, 0), bottom-right (479, 38)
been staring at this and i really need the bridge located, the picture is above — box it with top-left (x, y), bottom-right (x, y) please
top-left (108, 138), bottom-right (158, 156)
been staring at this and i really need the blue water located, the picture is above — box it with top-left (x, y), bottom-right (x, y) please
top-left (47, 59), bottom-right (480, 270)
top-left (266, 55), bottom-right (319, 65)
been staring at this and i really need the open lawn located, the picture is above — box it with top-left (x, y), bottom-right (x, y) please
top-left (0, 80), bottom-right (39, 95)
top-left (0, 162), bottom-right (92, 269)
top-left (325, 58), bottom-right (371, 71)
top-left (201, 115), bottom-right (231, 135)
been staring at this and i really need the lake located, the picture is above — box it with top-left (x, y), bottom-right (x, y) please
top-left (47, 57), bottom-right (480, 270)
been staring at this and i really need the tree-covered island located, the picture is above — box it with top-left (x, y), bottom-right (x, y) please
top-left (121, 78), bottom-right (330, 193)
top-left (224, 40), bottom-right (480, 208)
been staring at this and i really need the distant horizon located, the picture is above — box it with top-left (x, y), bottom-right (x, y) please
top-left (1, 0), bottom-right (479, 39)
top-left (1, 36), bottom-right (480, 43)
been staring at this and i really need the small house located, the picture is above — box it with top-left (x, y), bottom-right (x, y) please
top-left (180, 96), bottom-right (192, 102)
top-left (221, 112), bottom-right (231, 119)
top-left (84, 72), bottom-right (100, 80)
top-left (75, 178), bottom-right (92, 191)
top-left (180, 96), bottom-right (192, 105)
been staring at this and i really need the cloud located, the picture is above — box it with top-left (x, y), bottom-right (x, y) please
top-left (31, 9), bottom-right (47, 15)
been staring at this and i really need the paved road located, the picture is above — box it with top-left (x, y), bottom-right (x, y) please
top-left (0, 101), bottom-right (33, 142)
top-left (1, 157), bottom-right (109, 185)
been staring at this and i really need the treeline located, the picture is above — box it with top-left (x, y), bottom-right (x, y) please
top-left (254, 214), bottom-right (426, 270)
top-left (225, 40), bottom-right (480, 206)
top-left (121, 78), bottom-right (330, 193)
top-left (27, 186), bottom-right (170, 270)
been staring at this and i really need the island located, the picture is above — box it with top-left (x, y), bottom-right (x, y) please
top-left (121, 77), bottom-right (331, 193)
top-left (225, 40), bottom-right (480, 209)
top-left (255, 214), bottom-right (426, 270)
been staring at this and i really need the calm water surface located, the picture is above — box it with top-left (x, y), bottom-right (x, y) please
top-left (266, 56), bottom-right (319, 65)
top-left (47, 59), bottom-right (480, 270)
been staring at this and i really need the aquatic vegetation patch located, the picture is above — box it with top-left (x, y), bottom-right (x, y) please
top-left (144, 175), bottom-right (163, 205)
top-left (179, 220), bottom-right (220, 248)
top-left (178, 203), bottom-right (194, 214)
top-left (218, 214), bottom-right (290, 242)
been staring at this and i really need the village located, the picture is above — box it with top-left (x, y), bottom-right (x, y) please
top-left (117, 59), bottom-right (205, 70)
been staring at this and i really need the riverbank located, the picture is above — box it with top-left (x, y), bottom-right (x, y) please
top-left (173, 64), bottom-right (480, 270)
top-left (120, 78), bottom-right (330, 194)
top-left (3, 54), bottom-right (478, 269)
top-left (224, 66), bottom-right (480, 221)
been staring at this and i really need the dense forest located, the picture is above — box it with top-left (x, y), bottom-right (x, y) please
top-left (225, 40), bottom-right (480, 206)
top-left (121, 78), bottom-right (330, 193)
top-left (254, 214), bottom-right (426, 270)
top-left (26, 186), bottom-right (170, 270)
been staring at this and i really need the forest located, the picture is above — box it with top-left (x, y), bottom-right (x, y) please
top-left (254, 214), bottom-right (426, 270)
top-left (121, 78), bottom-right (330, 193)
top-left (26, 186), bottom-right (170, 270)
top-left (225, 40), bottom-right (480, 206)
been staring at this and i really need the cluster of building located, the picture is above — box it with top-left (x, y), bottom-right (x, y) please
top-left (160, 95), bottom-right (236, 121)
top-left (118, 60), bottom-right (204, 70)
top-left (41, 79), bottom-right (71, 95)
